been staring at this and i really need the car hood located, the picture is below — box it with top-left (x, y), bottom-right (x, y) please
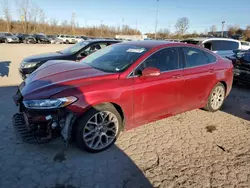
top-left (20, 60), bottom-right (117, 100)
top-left (22, 52), bottom-right (68, 62)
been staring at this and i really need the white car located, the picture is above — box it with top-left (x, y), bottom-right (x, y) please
top-left (181, 38), bottom-right (241, 57)
top-left (74, 36), bottom-right (84, 43)
top-left (241, 41), bottom-right (250, 50)
top-left (57, 34), bottom-right (77, 44)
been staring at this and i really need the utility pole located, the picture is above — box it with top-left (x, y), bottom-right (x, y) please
top-left (154, 0), bottom-right (159, 40)
top-left (100, 20), bottom-right (103, 37)
top-left (136, 20), bottom-right (138, 31)
top-left (221, 21), bottom-right (225, 37)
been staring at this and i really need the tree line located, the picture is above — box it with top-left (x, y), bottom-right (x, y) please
top-left (0, 0), bottom-right (141, 37)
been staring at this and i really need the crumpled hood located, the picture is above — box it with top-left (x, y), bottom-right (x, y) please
top-left (21, 60), bottom-right (117, 100)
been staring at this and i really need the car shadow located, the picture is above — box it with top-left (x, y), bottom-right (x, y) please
top-left (0, 82), bottom-right (153, 188)
top-left (0, 61), bottom-right (11, 77)
top-left (221, 83), bottom-right (250, 121)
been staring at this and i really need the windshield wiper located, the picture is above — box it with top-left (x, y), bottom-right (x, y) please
top-left (56, 51), bottom-right (63, 54)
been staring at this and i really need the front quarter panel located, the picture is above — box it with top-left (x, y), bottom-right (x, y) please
top-left (55, 77), bottom-right (134, 129)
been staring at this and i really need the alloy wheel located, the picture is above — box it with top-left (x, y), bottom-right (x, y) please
top-left (82, 111), bottom-right (119, 150)
top-left (210, 85), bottom-right (225, 110)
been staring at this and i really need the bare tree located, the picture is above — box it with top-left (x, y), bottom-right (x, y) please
top-left (245, 25), bottom-right (250, 40)
top-left (1, 0), bottom-right (12, 32)
top-left (157, 28), bottom-right (170, 39)
top-left (210, 25), bottom-right (217, 35)
top-left (16, 0), bottom-right (30, 33)
top-left (175, 17), bottom-right (189, 35)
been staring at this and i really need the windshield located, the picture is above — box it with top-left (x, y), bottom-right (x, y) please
top-left (80, 44), bottom-right (148, 73)
top-left (5, 33), bottom-right (13, 36)
top-left (59, 41), bottom-right (90, 54)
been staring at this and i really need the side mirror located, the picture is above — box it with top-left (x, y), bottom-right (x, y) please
top-left (142, 67), bottom-right (161, 77)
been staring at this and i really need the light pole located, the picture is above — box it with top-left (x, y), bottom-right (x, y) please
top-left (221, 21), bottom-right (225, 37)
top-left (100, 20), bottom-right (103, 37)
top-left (154, 0), bottom-right (159, 40)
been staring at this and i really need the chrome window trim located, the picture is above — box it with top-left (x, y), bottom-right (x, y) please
top-left (127, 46), bottom-right (181, 78)
top-left (181, 46), bottom-right (218, 70)
top-left (127, 46), bottom-right (218, 78)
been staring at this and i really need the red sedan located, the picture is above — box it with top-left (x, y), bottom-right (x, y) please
top-left (13, 41), bottom-right (233, 152)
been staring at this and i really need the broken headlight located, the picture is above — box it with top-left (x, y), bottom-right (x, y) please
top-left (23, 96), bottom-right (77, 109)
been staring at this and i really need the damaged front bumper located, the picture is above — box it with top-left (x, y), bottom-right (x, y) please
top-left (12, 90), bottom-right (76, 145)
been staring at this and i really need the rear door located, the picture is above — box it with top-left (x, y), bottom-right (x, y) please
top-left (180, 47), bottom-right (218, 111)
top-left (132, 47), bottom-right (185, 124)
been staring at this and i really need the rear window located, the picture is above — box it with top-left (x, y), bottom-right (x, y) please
top-left (211, 40), bottom-right (239, 51)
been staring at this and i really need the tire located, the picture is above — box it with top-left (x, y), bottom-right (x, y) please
top-left (65, 40), bottom-right (69, 44)
top-left (204, 83), bottom-right (226, 112)
top-left (75, 103), bottom-right (122, 153)
top-left (5, 39), bottom-right (8, 44)
top-left (38, 40), bottom-right (41, 44)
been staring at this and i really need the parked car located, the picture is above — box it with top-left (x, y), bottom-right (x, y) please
top-left (227, 50), bottom-right (250, 84)
top-left (16, 33), bottom-right (29, 43)
top-left (181, 38), bottom-right (241, 57)
top-left (23, 35), bottom-right (37, 44)
top-left (57, 34), bottom-right (77, 44)
top-left (0, 32), bottom-right (19, 43)
top-left (19, 39), bottom-right (121, 79)
top-left (75, 36), bottom-right (84, 43)
top-left (240, 41), bottom-right (250, 50)
top-left (13, 41), bottom-right (233, 153)
top-left (32, 34), bottom-right (51, 44)
top-left (47, 35), bottom-right (63, 44)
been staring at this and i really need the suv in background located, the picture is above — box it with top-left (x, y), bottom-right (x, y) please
top-left (241, 41), bottom-right (250, 50)
top-left (57, 34), bottom-right (77, 44)
top-left (0, 32), bottom-right (19, 43)
top-left (181, 38), bottom-right (241, 57)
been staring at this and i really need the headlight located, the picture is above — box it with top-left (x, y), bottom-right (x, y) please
top-left (23, 96), bottom-right (77, 109)
top-left (23, 62), bottom-right (38, 68)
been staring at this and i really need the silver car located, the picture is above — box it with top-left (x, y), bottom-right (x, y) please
top-left (0, 32), bottom-right (19, 43)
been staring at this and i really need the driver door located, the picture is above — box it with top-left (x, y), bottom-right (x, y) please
top-left (132, 47), bottom-right (184, 125)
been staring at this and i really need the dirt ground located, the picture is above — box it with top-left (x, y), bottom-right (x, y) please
top-left (0, 44), bottom-right (250, 188)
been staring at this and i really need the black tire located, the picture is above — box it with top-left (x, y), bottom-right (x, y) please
top-left (5, 39), bottom-right (8, 44)
top-left (204, 83), bottom-right (225, 112)
top-left (65, 40), bottom-right (69, 44)
top-left (75, 103), bottom-right (122, 153)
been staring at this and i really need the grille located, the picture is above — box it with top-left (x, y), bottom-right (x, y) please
top-left (12, 113), bottom-right (37, 143)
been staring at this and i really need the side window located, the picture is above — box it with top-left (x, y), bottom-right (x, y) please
top-left (203, 51), bottom-right (217, 63)
top-left (211, 40), bottom-right (239, 51)
top-left (243, 53), bottom-right (250, 62)
top-left (183, 47), bottom-right (210, 68)
top-left (135, 48), bottom-right (179, 74)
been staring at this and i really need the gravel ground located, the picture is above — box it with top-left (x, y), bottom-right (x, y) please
top-left (0, 44), bottom-right (250, 188)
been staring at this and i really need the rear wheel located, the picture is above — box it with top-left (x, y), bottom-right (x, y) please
top-left (75, 104), bottom-right (122, 153)
top-left (204, 83), bottom-right (225, 112)
top-left (66, 40), bottom-right (69, 44)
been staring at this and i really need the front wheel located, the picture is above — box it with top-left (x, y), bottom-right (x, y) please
top-left (204, 83), bottom-right (225, 112)
top-left (75, 104), bottom-right (122, 153)
top-left (5, 39), bottom-right (8, 43)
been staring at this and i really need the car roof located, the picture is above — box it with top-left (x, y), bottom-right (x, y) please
top-left (85, 39), bottom-right (121, 43)
top-left (120, 40), bottom-right (174, 48)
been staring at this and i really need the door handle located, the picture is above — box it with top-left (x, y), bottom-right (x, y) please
top-left (209, 69), bottom-right (215, 73)
top-left (172, 74), bottom-right (181, 79)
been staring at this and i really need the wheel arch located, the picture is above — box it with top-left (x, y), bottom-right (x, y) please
top-left (74, 102), bottom-right (126, 131)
